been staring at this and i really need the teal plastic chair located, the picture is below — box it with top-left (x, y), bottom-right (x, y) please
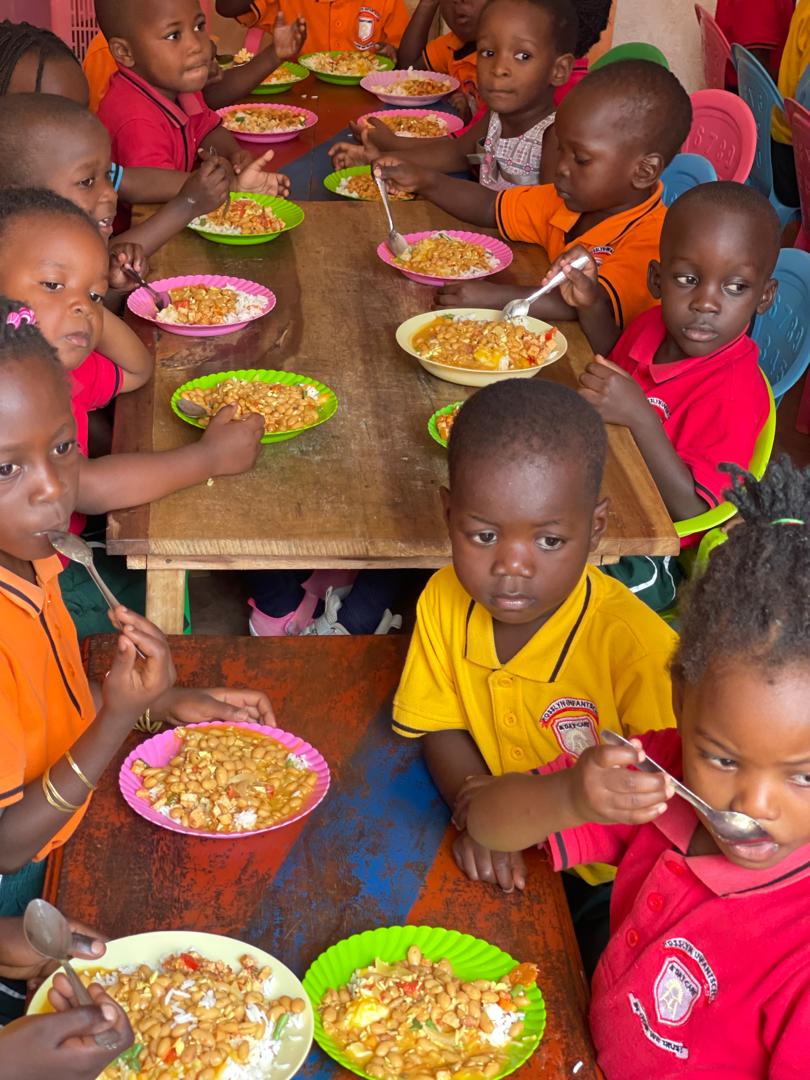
top-left (590, 42), bottom-right (669, 72)
top-left (750, 248), bottom-right (810, 405)
top-left (661, 152), bottom-right (717, 206)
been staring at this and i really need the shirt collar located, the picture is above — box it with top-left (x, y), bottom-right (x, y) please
top-left (453, 39), bottom-right (477, 60)
top-left (627, 307), bottom-right (756, 385)
top-left (548, 181), bottom-right (664, 241)
top-left (115, 68), bottom-right (192, 127)
top-left (0, 555), bottom-right (63, 617)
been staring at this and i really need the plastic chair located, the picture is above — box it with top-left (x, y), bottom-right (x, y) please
top-left (732, 44), bottom-right (800, 229)
top-left (750, 247), bottom-right (810, 405)
top-left (682, 89), bottom-right (757, 183)
top-left (694, 4), bottom-right (732, 91)
top-left (661, 152), bottom-right (717, 206)
top-left (785, 99), bottom-right (810, 251)
top-left (590, 42), bottom-right (669, 72)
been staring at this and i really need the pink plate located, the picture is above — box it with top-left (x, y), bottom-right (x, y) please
top-left (360, 69), bottom-right (459, 107)
top-left (217, 102), bottom-right (319, 143)
top-left (127, 275), bottom-right (276, 337)
top-left (357, 108), bottom-right (465, 137)
top-left (119, 721), bottom-right (331, 838)
top-left (376, 230), bottom-right (513, 286)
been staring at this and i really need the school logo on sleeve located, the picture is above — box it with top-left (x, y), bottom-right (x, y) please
top-left (654, 958), bottom-right (701, 1026)
top-left (589, 244), bottom-right (615, 266)
top-left (647, 396), bottom-right (671, 420)
top-left (539, 698), bottom-right (598, 756)
top-left (355, 8), bottom-right (380, 46)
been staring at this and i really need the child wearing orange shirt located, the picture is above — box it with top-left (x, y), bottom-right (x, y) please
top-left (215, 0), bottom-right (409, 55)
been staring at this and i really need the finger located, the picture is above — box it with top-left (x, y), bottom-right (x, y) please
top-left (110, 605), bottom-right (167, 649)
top-left (594, 355), bottom-right (631, 377)
top-left (68, 923), bottom-right (106, 960)
top-left (511, 850), bottom-right (527, 891)
top-left (39, 1002), bottom-right (114, 1043)
top-left (473, 847), bottom-right (497, 886)
top-left (252, 148), bottom-right (276, 168)
top-left (453, 835), bottom-right (482, 882)
top-left (578, 372), bottom-right (608, 394)
top-left (489, 850), bottom-right (516, 893)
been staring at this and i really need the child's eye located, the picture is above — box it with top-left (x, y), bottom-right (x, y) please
top-left (471, 530), bottom-right (497, 545)
top-left (573, 157), bottom-right (591, 166)
top-left (706, 754), bottom-right (737, 770)
top-left (725, 282), bottom-right (748, 295)
top-left (78, 176), bottom-right (95, 189)
top-left (165, 30), bottom-right (180, 40)
top-left (790, 773), bottom-right (810, 788)
top-left (195, 17), bottom-right (207, 31)
top-left (514, 51), bottom-right (531, 61)
top-left (478, 48), bottom-right (494, 58)
top-left (674, 274), bottom-right (698, 287)
top-left (0, 463), bottom-right (20, 479)
top-left (54, 440), bottom-right (76, 457)
top-left (536, 536), bottom-right (564, 551)
top-left (41, 280), bottom-right (63, 291)
top-left (90, 292), bottom-right (105, 305)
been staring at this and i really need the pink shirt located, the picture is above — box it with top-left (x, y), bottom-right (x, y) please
top-left (68, 350), bottom-right (121, 537)
top-left (544, 729), bottom-right (810, 1078)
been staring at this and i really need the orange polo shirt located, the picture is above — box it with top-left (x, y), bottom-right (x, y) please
top-left (0, 557), bottom-right (96, 860)
top-left (83, 32), bottom-right (116, 113)
top-left (422, 31), bottom-right (478, 90)
top-left (237, 0), bottom-right (409, 52)
top-left (495, 182), bottom-right (665, 331)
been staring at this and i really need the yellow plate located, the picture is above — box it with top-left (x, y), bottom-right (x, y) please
top-left (395, 308), bottom-right (567, 387)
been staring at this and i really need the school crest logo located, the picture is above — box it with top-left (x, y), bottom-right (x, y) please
top-left (356, 9), bottom-right (378, 43)
top-left (647, 396), bottom-right (671, 420)
top-left (539, 698), bottom-right (598, 756)
top-left (589, 244), bottom-right (614, 266)
top-left (654, 958), bottom-right (701, 1026)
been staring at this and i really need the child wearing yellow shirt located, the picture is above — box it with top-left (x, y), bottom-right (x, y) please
top-left (771, 0), bottom-right (810, 207)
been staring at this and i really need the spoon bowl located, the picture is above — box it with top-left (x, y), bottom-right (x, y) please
top-left (122, 265), bottom-right (171, 311)
top-left (176, 397), bottom-right (210, 419)
top-left (373, 172), bottom-right (411, 259)
top-left (500, 252), bottom-right (591, 321)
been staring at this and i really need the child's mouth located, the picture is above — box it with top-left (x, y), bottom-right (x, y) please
top-left (64, 331), bottom-right (91, 349)
top-left (722, 838), bottom-right (780, 864)
top-left (682, 325), bottom-right (717, 343)
top-left (491, 593), bottom-right (534, 611)
top-left (97, 216), bottom-right (114, 237)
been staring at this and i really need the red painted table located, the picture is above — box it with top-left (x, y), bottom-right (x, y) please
top-left (46, 635), bottom-right (599, 1078)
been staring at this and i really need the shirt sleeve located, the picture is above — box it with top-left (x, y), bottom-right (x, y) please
top-left (423, 36), bottom-right (450, 74)
top-left (612, 632), bottom-right (678, 739)
top-left (75, 353), bottom-right (122, 412)
top-left (763, 965), bottom-right (810, 1077)
top-left (111, 117), bottom-right (183, 170)
top-left (546, 820), bottom-right (634, 871)
top-left (0, 656), bottom-right (26, 810)
top-left (596, 221), bottom-right (661, 331)
top-left (495, 185), bottom-right (554, 246)
top-left (236, 1), bottom-right (278, 27)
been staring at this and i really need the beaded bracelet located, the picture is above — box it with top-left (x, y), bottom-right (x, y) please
top-left (64, 749), bottom-right (96, 793)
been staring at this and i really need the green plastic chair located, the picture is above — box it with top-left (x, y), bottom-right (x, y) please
top-left (590, 42), bottom-right (670, 72)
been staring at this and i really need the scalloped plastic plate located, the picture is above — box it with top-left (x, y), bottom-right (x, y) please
top-left (357, 108), bottom-right (465, 136)
top-left (251, 60), bottom-right (311, 95)
top-left (323, 165), bottom-right (414, 201)
top-left (360, 69), bottom-right (459, 106)
top-left (127, 274), bottom-right (276, 336)
top-left (303, 925), bottom-right (546, 1080)
top-left (188, 193), bottom-right (305, 245)
top-left (299, 51), bottom-right (395, 85)
top-left (219, 102), bottom-right (319, 143)
top-left (377, 230), bottom-right (513, 285)
top-left (428, 401), bottom-right (464, 448)
top-left (119, 721), bottom-right (330, 837)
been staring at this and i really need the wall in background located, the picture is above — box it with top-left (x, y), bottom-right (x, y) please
top-left (612, 0), bottom-right (713, 91)
top-left (0, 0), bottom-right (50, 25)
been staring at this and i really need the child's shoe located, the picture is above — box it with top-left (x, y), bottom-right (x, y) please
top-left (301, 586), bottom-right (403, 636)
top-left (248, 570), bottom-right (357, 636)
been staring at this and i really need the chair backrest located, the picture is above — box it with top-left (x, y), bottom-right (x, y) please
top-left (751, 248), bottom-right (810, 402)
top-left (694, 4), bottom-right (732, 91)
top-left (786, 98), bottom-right (810, 249)
top-left (661, 152), bottom-right (717, 206)
top-left (731, 44), bottom-right (789, 199)
top-left (589, 42), bottom-right (669, 72)
top-left (683, 89), bottom-right (756, 182)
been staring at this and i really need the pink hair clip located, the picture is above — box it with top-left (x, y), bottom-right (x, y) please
top-left (6, 307), bottom-right (36, 330)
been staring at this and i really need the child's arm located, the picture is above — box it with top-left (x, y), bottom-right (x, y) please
top-left (118, 167), bottom-right (196, 204)
top-left (397, 0), bottom-right (440, 68)
top-left (541, 246), bottom-right (623, 355)
top-left (203, 15), bottom-right (307, 109)
top-left (375, 157), bottom-right (497, 224)
top-left (215, 0), bottom-right (255, 14)
top-left (330, 117), bottom-right (486, 174)
top-left (98, 309), bottom-right (153, 393)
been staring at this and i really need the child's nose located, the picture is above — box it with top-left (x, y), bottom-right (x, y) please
top-left (729, 779), bottom-right (779, 823)
top-left (690, 286), bottom-right (721, 313)
top-left (493, 544), bottom-right (533, 577)
top-left (32, 461), bottom-right (67, 504)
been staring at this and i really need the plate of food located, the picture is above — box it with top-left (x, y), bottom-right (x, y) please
top-left (252, 60), bottom-right (311, 93)
top-left (323, 165), bottom-right (415, 201)
top-left (128, 275), bottom-right (276, 337)
top-left (396, 309), bottom-right (566, 387)
top-left (428, 401), bottom-right (464, 447)
top-left (188, 193), bottom-right (305, 245)
top-left (171, 368), bottom-right (338, 444)
top-left (377, 230), bottom-right (512, 286)
top-left (360, 69), bottom-right (459, 106)
top-left (357, 109), bottom-right (465, 138)
top-left (218, 103), bottom-right (319, 143)
top-left (299, 50), bottom-right (394, 85)
top-left (303, 925), bottom-right (545, 1080)
top-left (120, 721), bottom-right (330, 837)
top-left (29, 929), bottom-right (315, 1080)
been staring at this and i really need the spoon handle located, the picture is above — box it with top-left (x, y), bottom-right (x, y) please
top-left (85, 565), bottom-right (148, 660)
top-left (373, 173), bottom-right (397, 234)
top-left (61, 959), bottom-right (122, 1050)
top-left (525, 252), bottom-right (592, 305)
top-left (602, 730), bottom-right (715, 816)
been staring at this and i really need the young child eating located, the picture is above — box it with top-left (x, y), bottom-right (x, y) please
top-left (392, 379), bottom-right (677, 897)
top-left (464, 456), bottom-right (810, 1077)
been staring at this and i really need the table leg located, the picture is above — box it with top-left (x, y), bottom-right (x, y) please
top-left (145, 568), bottom-right (187, 634)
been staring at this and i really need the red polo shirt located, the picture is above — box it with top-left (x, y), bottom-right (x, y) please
top-left (543, 729), bottom-right (810, 1078)
top-left (609, 306), bottom-right (769, 511)
top-left (97, 68), bottom-right (221, 171)
top-left (68, 351), bottom-right (122, 537)
top-left (715, 0), bottom-right (794, 87)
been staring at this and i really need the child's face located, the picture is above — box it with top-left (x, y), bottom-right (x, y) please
top-left (649, 206), bottom-right (778, 358)
top-left (477, 0), bottom-right (572, 116)
top-left (111, 0), bottom-right (213, 97)
top-left (677, 661), bottom-right (810, 870)
top-left (0, 216), bottom-right (108, 371)
top-left (7, 51), bottom-right (90, 107)
top-left (440, 0), bottom-right (489, 43)
top-left (39, 121), bottom-right (118, 240)
top-left (0, 360), bottom-right (78, 567)
top-left (442, 454), bottom-right (608, 629)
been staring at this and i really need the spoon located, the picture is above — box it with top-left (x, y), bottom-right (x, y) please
top-left (373, 172), bottom-right (411, 259)
top-left (601, 730), bottom-right (771, 844)
top-left (23, 899), bottom-right (121, 1051)
top-left (500, 252), bottom-right (592, 321)
top-left (176, 397), bottom-right (210, 419)
top-left (121, 265), bottom-right (171, 312)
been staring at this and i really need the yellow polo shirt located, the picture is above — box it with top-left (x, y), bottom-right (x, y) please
top-left (773, 0), bottom-right (810, 145)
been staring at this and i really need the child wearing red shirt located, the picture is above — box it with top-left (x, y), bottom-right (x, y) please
top-left (463, 456), bottom-right (810, 1076)
top-left (715, 0), bottom-right (794, 84)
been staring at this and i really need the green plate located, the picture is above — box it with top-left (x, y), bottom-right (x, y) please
top-left (251, 60), bottom-right (311, 95)
top-left (171, 368), bottom-right (338, 444)
top-left (323, 166), bottom-right (415, 201)
top-left (302, 925), bottom-right (546, 1080)
top-left (187, 193), bottom-right (305, 246)
top-left (428, 402), bottom-right (464, 448)
top-left (299, 51), bottom-right (394, 85)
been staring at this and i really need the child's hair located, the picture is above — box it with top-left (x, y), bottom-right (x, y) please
top-left (0, 19), bottom-right (81, 96)
top-left (485, 0), bottom-right (578, 55)
top-left (0, 295), bottom-right (63, 373)
top-left (570, 0), bottom-right (613, 58)
top-left (0, 185), bottom-right (100, 246)
top-left (576, 59), bottom-right (692, 164)
top-left (94, 0), bottom-right (137, 40)
top-left (673, 456), bottom-right (810, 683)
top-left (665, 181), bottom-right (782, 271)
top-left (0, 93), bottom-right (102, 187)
top-left (447, 379), bottom-right (607, 498)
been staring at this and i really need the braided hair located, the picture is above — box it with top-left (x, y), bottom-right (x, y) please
top-left (571, 0), bottom-right (612, 58)
top-left (673, 456), bottom-right (810, 684)
top-left (0, 295), bottom-right (63, 375)
top-left (0, 20), bottom-right (80, 96)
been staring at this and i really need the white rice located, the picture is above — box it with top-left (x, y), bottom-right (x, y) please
top-left (335, 178), bottom-right (364, 199)
top-left (155, 287), bottom-right (268, 326)
top-left (285, 752), bottom-right (309, 769)
top-left (234, 809), bottom-right (259, 830)
top-left (481, 1002), bottom-right (521, 1048)
top-left (218, 1010), bottom-right (307, 1079)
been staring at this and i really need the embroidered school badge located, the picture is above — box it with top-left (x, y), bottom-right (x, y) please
top-left (589, 244), bottom-right (615, 266)
top-left (647, 396), bottom-right (671, 421)
top-left (654, 958), bottom-right (701, 1026)
top-left (356, 9), bottom-right (378, 43)
top-left (539, 698), bottom-right (599, 755)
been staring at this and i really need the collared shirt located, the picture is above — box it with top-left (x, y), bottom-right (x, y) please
top-left (237, 0), bottom-right (409, 53)
top-left (609, 306), bottom-right (770, 511)
top-left (544, 729), bottom-right (810, 1078)
top-left (423, 32), bottom-right (478, 93)
top-left (0, 558), bottom-right (97, 859)
top-left (98, 68), bottom-right (221, 171)
top-left (83, 31), bottom-right (117, 113)
top-left (774, 0), bottom-right (810, 144)
top-left (495, 182), bottom-right (665, 331)
top-left (479, 112), bottom-right (555, 190)
top-left (68, 351), bottom-right (122, 539)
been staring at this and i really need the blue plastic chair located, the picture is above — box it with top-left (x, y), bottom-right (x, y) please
top-left (661, 153), bottom-right (717, 206)
top-left (732, 43), bottom-right (800, 229)
top-left (751, 248), bottom-right (810, 404)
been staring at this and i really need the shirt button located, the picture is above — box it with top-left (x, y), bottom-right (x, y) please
top-left (647, 893), bottom-right (664, 912)
top-left (502, 712), bottom-right (517, 727)
top-left (666, 860), bottom-right (686, 877)
top-left (626, 928), bottom-right (640, 947)
top-left (497, 674), bottom-right (512, 688)
top-left (510, 747), bottom-right (525, 760)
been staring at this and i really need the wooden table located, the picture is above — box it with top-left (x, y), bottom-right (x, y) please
top-left (46, 635), bottom-right (599, 1079)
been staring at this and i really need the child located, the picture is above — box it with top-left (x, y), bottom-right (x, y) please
top-left (392, 379), bottom-right (677, 895)
top-left (772, 0), bottom-right (809, 208)
top-left (463, 456), bottom-right (810, 1077)
top-left (376, 59), bottom-right (692, 346)
top-left (715, 0), bottom-right (794, 85)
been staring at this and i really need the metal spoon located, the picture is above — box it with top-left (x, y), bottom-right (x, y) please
top-left (373, 172), bottom-right (411, 259)
top-left (602, 730), bottom-right (771, 844)
top-left (121, 265), bottom-right (171, 312)
top-left (500, 252), bottom-right (592, 321)
top-left (23, 899), bottom-right (121, 1051)
top-left (176, 397), bottom-right (210, 419)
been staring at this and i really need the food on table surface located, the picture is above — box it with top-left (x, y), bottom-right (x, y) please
top-left (132, 725), bottom-right (318, 830)
top-left (155, 285), bottom-right (268, 326)
top-left (262, 63), bottom-right (307, 85)
top-left (232, 47), bottom-right (254, 65)
top-left (393, 234), bottom-right (498, 279)
top-left (191, 199), bottom-right (286, 236)
top-left (82, 949), bottom-right (307, 1078)
top-left (376, 77), bottom-right (451, 97)
top-left (304, 51), bottom-right (386, 76)
top-left (223, 106), bottom-right (309, 133)
top-left (413, 315), bottom-right (558, 371)
top-left (336, 173), bottom-right (414, 200)
top-left (436, 405), bottom-right (461, 443)
top-left (374, 113), bottom-right (449, 138)
top-left (318, 944), bottom-right (537, 1080)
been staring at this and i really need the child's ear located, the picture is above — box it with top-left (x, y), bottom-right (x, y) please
top-left (550, 52), bottom-right (575, 88)
top-left (109, 35), bottom-right (136, 69)
top-left (589, 496), bottom-right (609, 551)
top-left (756, 277), bottom-right (779, 316)
top-left (632, 152), bottom-right (664, 190)
top-left (648, 259), bottom-right (662, 299)
top-left (440, 485), bottom-right (452, 528)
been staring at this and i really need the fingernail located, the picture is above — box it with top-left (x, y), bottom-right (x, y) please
top-left (656, 803), bottom-right (668, 814)
top-left (91, 941), bottom-right (104, 954)
top-left (101, 1003), bottom-right (117, 1022)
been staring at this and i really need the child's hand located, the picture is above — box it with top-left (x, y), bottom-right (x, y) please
top-left (0, 917), bottom-right (106, 982)
top-left (571, 739), bottom-right (674, 825)
top-left (151, 686), bottom-right (275, 728)
top-left (108, 244), bottom-right (148, 292)
top-left (350, 117), bottom-right (398, 152)
top-left (452, 830), bottom-right (527, 893)
top-left (103, 607), bottom-right (177, 719)
top-left (272, 13), bottom-right (307, 60)
top-left (329, 140), bottom-right (374, 170)
top-left (180, 156), bottom-right (231, 216)
top-left (373, 156), bottom-right (427, 194)
top-left (435, 281), bottom-right (499, 308)
top-left (372, 42), bottom-right (398, 61)
top-left (230, 147), bottom-right (256, 176)
top-left (447, 90), bottom-right (472, 124)
top-left (452, 774), bottom-right (498, 831)
top-left (234, 149), bottom-right (291, 197)
top-left (199, 403), bottom-right (264, 476)
top-left (545, 244), bottom-right (601, 310)
top-left (579, 356), bottom-right (655, 429)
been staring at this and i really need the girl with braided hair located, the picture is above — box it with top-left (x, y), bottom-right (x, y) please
top-left (0, 19), bottom-right (87, 101)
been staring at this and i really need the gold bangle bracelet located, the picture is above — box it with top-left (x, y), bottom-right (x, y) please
top-left (135, 707), bottom-right (163, 734)
top-left (64, 749), bottom-right (96, 793)
top-left (41, 769), bottom-right (82, 814)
